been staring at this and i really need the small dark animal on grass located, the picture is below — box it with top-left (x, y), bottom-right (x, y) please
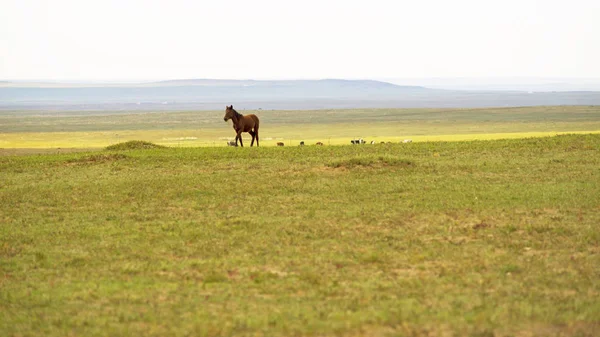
top-left (316, 142), bottom-right (324, 146)
top-left (277, 142), bottom-right (284, 146)
top-left (351, 138), bottom-right (365, 144)
top-left (227, 141), bottom-right (237, 147)
top-left (299, 141), bottom-right (305, 146)
top-left (223, 105), bottom-right (260, 147)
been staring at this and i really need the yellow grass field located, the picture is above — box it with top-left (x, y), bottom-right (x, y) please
top-left (1, 106), bottom-right (600, 149)
top-left (2, 129), bottom-right (600, 149)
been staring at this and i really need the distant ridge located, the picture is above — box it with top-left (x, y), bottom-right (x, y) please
top-left (0, 78), bottom-right (433, 105)
top-left (2, 78), bottom-right (600, 110)
top-left (0, 78), bottom-right (425, 90)
top-left (152, 78), bottom-right (423, 89)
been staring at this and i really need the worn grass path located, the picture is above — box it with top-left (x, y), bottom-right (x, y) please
top-left (1, 134), bottom-right (599, 336)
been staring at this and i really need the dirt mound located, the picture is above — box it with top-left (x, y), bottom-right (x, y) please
top-left (105, 141), bottom-right (165, 151)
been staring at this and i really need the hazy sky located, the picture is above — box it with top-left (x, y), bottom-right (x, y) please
top-left (1, 0), bottom-right (599, 81)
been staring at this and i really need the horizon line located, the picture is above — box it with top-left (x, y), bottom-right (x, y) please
top-left (3, 76), bottom-right (600, 83)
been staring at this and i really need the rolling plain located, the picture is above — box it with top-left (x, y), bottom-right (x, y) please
top-left (1, 106), bottom-right (599, 336)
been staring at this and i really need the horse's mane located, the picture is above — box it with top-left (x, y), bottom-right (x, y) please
top-left (232, 108), bottom-right (243, 118)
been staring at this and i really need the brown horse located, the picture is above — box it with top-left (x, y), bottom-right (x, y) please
top-left (223, 105), bottom-right (260, 147)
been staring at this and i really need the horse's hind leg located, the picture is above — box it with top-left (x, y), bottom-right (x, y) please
top-left (254, 127), bottom-right (259, 147)
top-left (249, 131), bottom-right (256, 146)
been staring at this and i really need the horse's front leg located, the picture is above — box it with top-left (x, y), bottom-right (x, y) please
top-left (237, 131), bottom-right (244, 147)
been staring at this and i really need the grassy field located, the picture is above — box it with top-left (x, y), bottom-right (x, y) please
top-left (1, 134), bottom-right (599, 336)
top-left (1, 106), bottom-right (600, 148)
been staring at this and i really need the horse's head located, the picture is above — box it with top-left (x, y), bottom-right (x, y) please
top-left (223, 105), bottom-right (235, 122)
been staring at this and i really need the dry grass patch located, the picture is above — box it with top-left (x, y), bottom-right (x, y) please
top-left (326, 155), bottom-right (414, 169)
top-left (64, 153), bottom-right (128, 165)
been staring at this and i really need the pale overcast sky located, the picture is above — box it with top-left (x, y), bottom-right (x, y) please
top-left (1, 0), bottom-right (599, 81)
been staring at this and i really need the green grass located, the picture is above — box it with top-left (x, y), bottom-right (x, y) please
top-left (1, 134), bottom-right (599, 336)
